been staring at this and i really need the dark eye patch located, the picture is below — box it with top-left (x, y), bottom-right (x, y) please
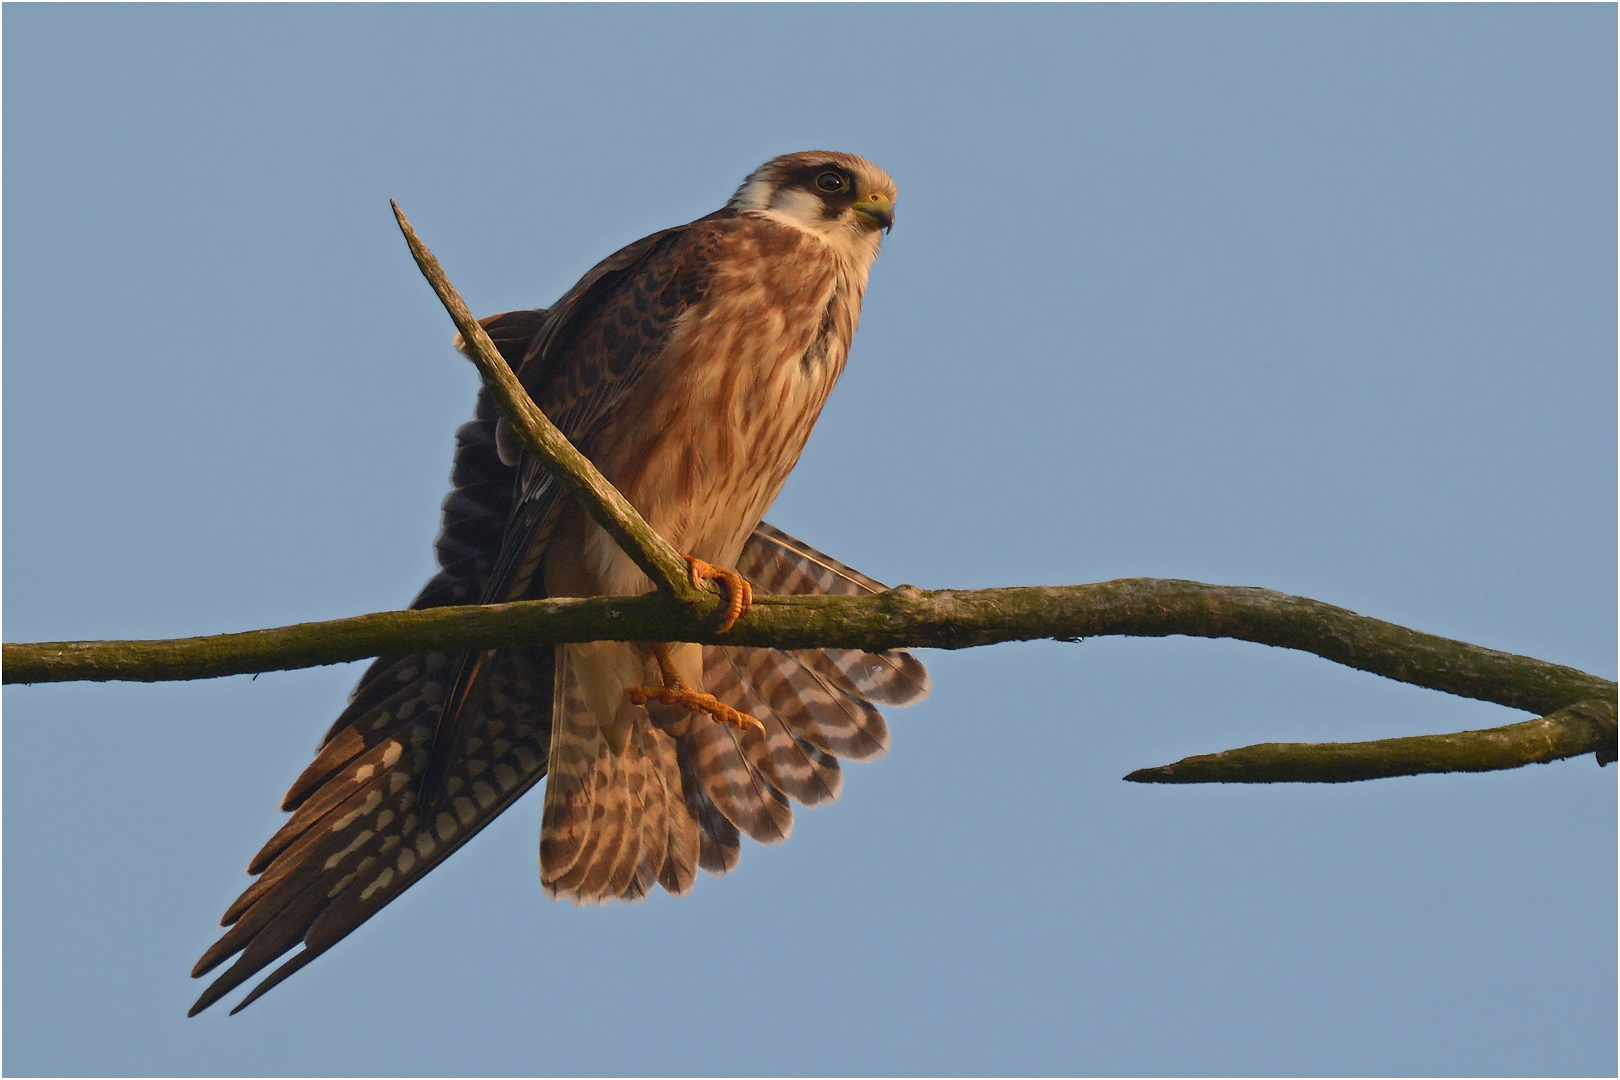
top-left (785, 162), bottom-right (860, 219)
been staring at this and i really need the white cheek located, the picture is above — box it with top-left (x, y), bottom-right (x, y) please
top-left (756, 189), bottom-right (882, 268)
top-left (767, 187), bottom-right (827, 227)
top-left (730, 176), bottom-right (775, 213)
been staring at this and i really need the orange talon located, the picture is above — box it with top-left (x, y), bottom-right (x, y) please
top-left (627, 642), bottom-right (766, 737)
top-left (627, 685), bottom-right (766, 737)
top-left (685, 555), bottom-right (752, 632)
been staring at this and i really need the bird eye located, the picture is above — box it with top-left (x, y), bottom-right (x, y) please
top-left (815, 171), bottom-right (846, 192)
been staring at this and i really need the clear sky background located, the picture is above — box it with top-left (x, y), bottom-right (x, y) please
top-left (4, 5), bottom-right (1614, 1076)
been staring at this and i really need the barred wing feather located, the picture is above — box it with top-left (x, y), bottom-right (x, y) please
top-left (190, 645), bottom-right (553, 1015)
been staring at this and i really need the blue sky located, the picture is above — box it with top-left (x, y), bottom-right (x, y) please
top-left (4, 5), bottom-right (1614, 1075)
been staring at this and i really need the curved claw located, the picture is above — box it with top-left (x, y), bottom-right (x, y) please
top-left (626, 640), bottom-right (766, 737)
top-left (685, 555), bottom-right (752, 632)
top-left (626, 685), bottom-right (766, 736)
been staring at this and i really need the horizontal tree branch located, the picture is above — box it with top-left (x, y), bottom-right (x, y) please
top-left (390, 201), bottom-right (698, 601)
top-left (6, 578), bottom-right (1611, 715)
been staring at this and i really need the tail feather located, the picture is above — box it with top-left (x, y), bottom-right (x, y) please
top-left (538, 650), bottom-right (609, 891)
top-left (542, 644), bottom-right (723, 902)
top-left (745, 647), bottom-right (890, 761)
top-left (653, 736), bottom-right (700, 897)
top-left (800, 646), bottom-right (930, 708)
top-left (681, 746), bottom-right (742, 876)
top-left (711, 647), bottom-right (844, 807)
top-left (628, 726), bottom-right (673, 899)
top-left (591, 753), bottom-right (645, 903)
top-left (681, 716), bottom-right (794, 845)
top-left (603, 749), bottom-right (653, 900)
top-left (563, 750), bottom-right (634, 904)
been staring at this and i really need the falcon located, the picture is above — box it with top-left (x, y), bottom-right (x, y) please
top-left (190, 151), bottom-right (930, 1015)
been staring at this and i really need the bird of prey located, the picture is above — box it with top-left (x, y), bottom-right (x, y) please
top-left (190, 151), bottom-right (930, 1015)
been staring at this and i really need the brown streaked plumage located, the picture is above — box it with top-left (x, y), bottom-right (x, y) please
top-left (191, 152), bottom-right (927, 1015)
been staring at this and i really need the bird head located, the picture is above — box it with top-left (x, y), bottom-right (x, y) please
top-left (728, 151), bottom-right (897, 262)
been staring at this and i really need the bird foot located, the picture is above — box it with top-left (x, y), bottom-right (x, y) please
top-left (686, 555), bottom-right (752, 632)
top-left (627, 640), bottom-right (765, 737)
top-left (627, 684), bottom-right (765, 737)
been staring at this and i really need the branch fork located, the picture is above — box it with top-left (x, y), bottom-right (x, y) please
top-left (390, 201), bottom-right (718, 615)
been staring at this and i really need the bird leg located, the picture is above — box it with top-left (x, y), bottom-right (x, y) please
top-left (626, 555), bottom-right (760, 734)
top-left (686, 554), bottom-right (752, 632)
top-left (626, 642), bottom-right (765, 737)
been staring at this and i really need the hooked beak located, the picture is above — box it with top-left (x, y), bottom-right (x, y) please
top-left (854, 193), bottom-right (895, 233)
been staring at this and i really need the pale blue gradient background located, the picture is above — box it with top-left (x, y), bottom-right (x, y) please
top-left (4, 5), bottom-right (1614, 1076)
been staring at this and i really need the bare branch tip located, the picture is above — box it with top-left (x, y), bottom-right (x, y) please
top-left (1123, 768), bottom-right (1170, 784)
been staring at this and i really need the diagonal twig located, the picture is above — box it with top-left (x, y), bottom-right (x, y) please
top-left (389, 200), bottom-right (700, 602)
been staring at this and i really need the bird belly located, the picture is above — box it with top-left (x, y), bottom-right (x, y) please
top-left (575, 299), bottom-right (850, 599)
top-left (540, 253), bottom-right (855, 755)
